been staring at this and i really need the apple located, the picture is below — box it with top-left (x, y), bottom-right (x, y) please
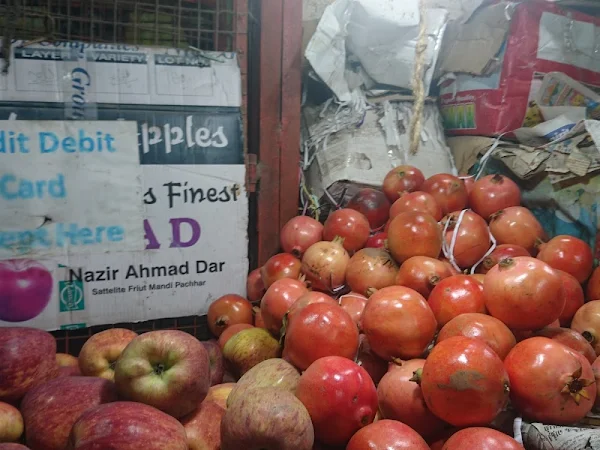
top-left (114, 330), bottom-right (210, 418)
top-left (69, 401), bottom-right (187, 450)
top-left (78, 328), bottom-right (138, 381)
top-left (21, 376), bottom-right (117, 450)
top-left (221, 387), bottom-right (314, 450)
top-left (0, 401), bottom-right (23, 443)
top-left (56, 353), bottom-right (81, 377)
top-left (0, 327), bottom-right (57, 402)
top-left (205, 383), bottom-right (236, 409)
top-left (0, 445), bottom-right (30, 450)
top-left (222, 328), bottom-right (280, 377)
top-left (218, 323), bottom-right (254, 349)
top-left (181, 399), bottom-right (226, 450)
top-left (0, 259), bottom-right (52, 322)
top-left (227, 358), bottom-right (300, 407)
top-left (202, 340), bottom-right (225, 385)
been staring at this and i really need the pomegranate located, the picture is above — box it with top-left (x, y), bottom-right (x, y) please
top-left (286, 291), bottom-right (337, 324)
top-left (387, 212), bottom-right (443, 264)
top-left (361, 286), bottom-right (437, 361)
top-left (347, 188), bottom-right (391, 230)
top-left (504, 337), bottom-right (596, 424)
top-left (246, 268), bottom-right (266, 303)
top-left (439, 256), bottom-right (462, 275)
top-left (460, 175), bottom-right (475, 196)
top-left (339, 293), bottom-right (368, 328)
top-left (390, 191), bottom-right (443, 222)
top-left (442, 428), bottom-right (524, 450)
top-left (254, 307), bottom-right (265, 328)
top-left (438, 313), bottom-right (516, 360)
top-left (365, 232), bottom-right (387, 249)
top-left (558, 271), bottom-right (585, 327)
top-left (395, 256), bottom-right (453, 298)
top-left (442, 210), bottom-right (491, 270)
top-left (483, 257), bottom-right (564, 330)
top-left (477, 244), bottom-right (530, 274)
top-left (428, 275), bottom-right (486, 327)
top-left (421, 336), bottom-right (510, 427)
top-left (421, 173), bottom-right (469, 215)
top-left (489, 207), bottom-right (545, 254)
top-left (284, 303), bottom-right (359, 371)
top-left (323, 209), bottom-right (370, 253)
top-left (587, 267), bottom-right (600, 301)
top-left (537, 235), bottom-right (594, 283)
top-left (534, 327), bottom-right (597, 365)
top-left (571, 300), bottom-right (600, 355)
top-left (280, 215), bottom-right (324, 258)
top-left (301, 238), bottom-right (350, 292)
top-left (260, 278), bottom-right (308, 336)
top-left (470, 273), bottom-right (486, 284)
top-left (382, 165), bottom-right (425, 202)
top-left (377, 359), bottom-right (447, 438)
top-left (295, 356), bottom-right (378, 446)
top-left (346, 420), bottom-right (430, 450)
top-left (345, 248), bottom-right (399, 297)
top-left (207, 294), bottom-right (254, 337)
top-left (260, 253), bottom-right (302, 288)
top-left (469, 174), bottom-right (521, 220)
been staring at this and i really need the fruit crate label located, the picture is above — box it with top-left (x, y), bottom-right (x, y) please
top-left (0, 40), bottom-right (247, 330)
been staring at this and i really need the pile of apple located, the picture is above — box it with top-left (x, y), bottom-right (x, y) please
top-left (3, 167), bottom-right (600, 450)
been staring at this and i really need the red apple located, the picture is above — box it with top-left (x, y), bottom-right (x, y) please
top-left (0, 327), bottom-right (57, 402)
top-left (296, 356), bottom-right (378, 446)
top-left (205, 383), bottom-right (236, 409)
top-left (56, 353), bottom-right (81, 377)
top-left (0, 401), bottom-right (23, 443)
top-left (21, 376), bottom-right (117, 450)
top-left (202, 340), bottom-right (225, 386)
top-left (181, 400), bottom-right (226, 450)
top-left (78, 328), bottom-right (138, 381)
top-left (69, 401), bottom-right (187, 450)
top-left (0, 260), bottom-right (52, 322)
top-left (114, 330), bottom-right (210, 418)
top-left (0, 445), bottom-right (30, 450)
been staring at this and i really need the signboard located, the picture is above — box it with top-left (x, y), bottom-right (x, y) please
top-left (0, 41), bottom-right (248, 330)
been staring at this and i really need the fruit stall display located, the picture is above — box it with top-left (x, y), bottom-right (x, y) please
top-left (3, 167), bottom-right (600, 449)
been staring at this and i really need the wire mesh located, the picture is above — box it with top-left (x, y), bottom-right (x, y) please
top-left (0, 0), bottom-right (250, 352)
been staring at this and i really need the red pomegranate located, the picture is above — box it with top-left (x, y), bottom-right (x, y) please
top-left (365, 232), bottom-right (387, 249)
top-left (207, 294), bottom-right (254, 337)
top-left (346, 419), bottom-right (430, 450)
top-left (347, 188), bottom-right (391, 230)
top-left (280, 215), bottom-right (324, 258)
top-left (339, 293), bottom-right (368, 329)
top-left (260, 253), bottom-right (302, 288)
top-left (377, 359), bottom-right (447, 438)
top-left (558, 271), bottom-right (585, 327)
top-left (587, 267), bottom-right (600, 301)
top-left (395, 256), bottom-right (453, 298)
top-left (356, 336), bottom-right (388, 386)
top-left (382, 165), bottom-right (425, 202)
top-left (537, 235), bottom-right (594, 283)
top-left (442, 428), bottom-right (524, 450)
top-left (534, 327), bottom-right (597, 365)
top-left (483, 257), bottom-right (564, 330)
top-left (361, 286), bottom-right (437, 361)
top-left (246, 268), bottom-right (266, 303)
top-left (421, 336), bottom-right (510, 427)
top-left (286, 291), bottom-right (337, 324)
top-left (295, 356), bottom-right (378, 446)
top-left (469, 174), bottom-right (521, 220)
top-left (504, 337), bottom-right (596, 424)
top-left (387, 212), bottom-right (442, 264)
top-left (428, 275), bottom-right (486, 327)
top-left (390, 191), bottom-right (443, 222)
top-left (442, 210), bottom-right (491, 270)
top-left (421, 173), bottom-right (469, 215)
top-left (477, 244), bottom-right (530, 274)
top-left (488, 207), bottom-right (545, 254)
top-left (260, 278), bottom-right (308, 336)
top-left (323, 209), bottom-right (370, 252)
top-left (437, 313), bottom-right (516, 360)
top-left (571, 300), bottom-right (600, 355)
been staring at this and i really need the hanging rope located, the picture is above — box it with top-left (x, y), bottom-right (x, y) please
top-left (408, 0), bottom-right (429, 155)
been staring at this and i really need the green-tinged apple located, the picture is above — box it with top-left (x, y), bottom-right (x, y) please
top-left (221, 387), bottom-right (314, 450)
top-left (0, 328), bottom-right (57, 402)
top-left (114, 330), bottom-right (210, 418)
top-left (227, 358), bottom-right (300, 407)
top-left (56, 353), bottom-right (81, 377)
top-left (0, 402), bottom-right (23, 443)
top-left (78, 328), bottom-right (137, 381)
top-left (21, 376), bottom-right (117, 450)
top-left (181, 399), bottom-right (226, 450)
top-left (202, 340), bottom-right (225, 386)
top-left (205, 383), bottom-right (236, 409)
top-left (69, 401), bottom-right (187, 450)
top-left (222, 328), bottom-right (280, 377)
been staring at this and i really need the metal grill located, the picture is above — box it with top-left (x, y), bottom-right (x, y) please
top-left (0, 0), bottom-right (251, 353)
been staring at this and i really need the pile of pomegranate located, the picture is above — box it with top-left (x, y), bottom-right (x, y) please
top-left (212, 167), bottom-right (600, 449)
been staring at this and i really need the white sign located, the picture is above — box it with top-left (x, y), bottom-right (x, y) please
top-left (0, 120), bottom-right (144, 259)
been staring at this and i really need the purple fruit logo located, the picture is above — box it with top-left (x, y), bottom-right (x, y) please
top-left (0, 259), bottom-right (53, 322)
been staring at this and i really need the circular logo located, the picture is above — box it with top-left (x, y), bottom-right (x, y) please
top-left (60, 282), bottom-right (84, 311)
